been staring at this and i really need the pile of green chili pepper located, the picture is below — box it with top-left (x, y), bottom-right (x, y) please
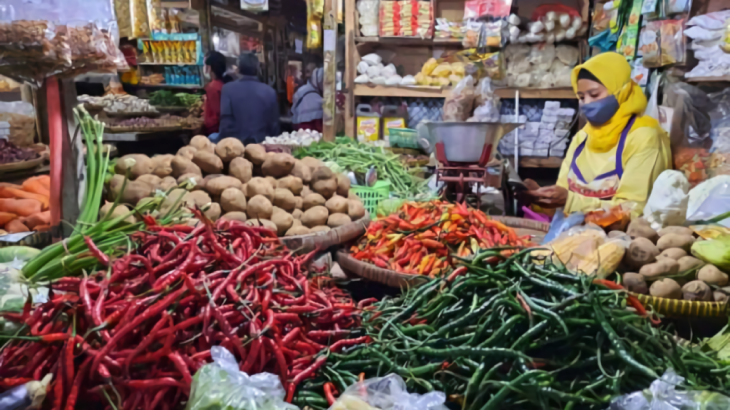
top-left (295, 249), bottom-right (730, 409)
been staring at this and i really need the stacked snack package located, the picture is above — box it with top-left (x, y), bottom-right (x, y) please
top-left (684, 11), bottom-right (730, 79)
top-left (503, 43), bottom-right (579, 88)
top-left (0, 0), bottom-right (128, 84)
top-left (306, 0), bottom-right (324, 48)
top-left (379, 0), bottom-right (433, 38)
top-left (358, 0), bottom-right (380, 36)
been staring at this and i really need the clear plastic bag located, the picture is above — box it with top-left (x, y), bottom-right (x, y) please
top-left (442, 75), bottom-right (475, 122)
top-left (643, 170), bottom-right (690, 230)
top-left (329, 374), bottom-right (448, 410)
top-left (0, 0), bottom-right (125, 84)
top-left (610, 369), bottom-right (730, 410)
top-left (686, 175), bottom-right (730, 227)
top-left (185, 346), bottom-right (297, 410)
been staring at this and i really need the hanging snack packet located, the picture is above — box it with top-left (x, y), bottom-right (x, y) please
top-left (660, 19), bottom-right (686, 66)
top-left (639, 21), bottom-right (661, 67)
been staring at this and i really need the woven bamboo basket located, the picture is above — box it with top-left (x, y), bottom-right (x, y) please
top-left (0, 230), bottom-right (52, 249)
top-left (632, 293), bottom-right (730, 318)
top-left (338, 216), bottom-right (549, 288)
top-left (280, 214), bottom-right (371, 254)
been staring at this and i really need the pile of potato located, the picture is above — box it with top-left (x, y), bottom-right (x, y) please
top-left (105, 135), bottom-right (366, 236)
top-left (621, 218), bottom-right (729, 302)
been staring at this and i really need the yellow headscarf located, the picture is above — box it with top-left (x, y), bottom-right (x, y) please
top-left (571, 52), bottom-right (660, 153)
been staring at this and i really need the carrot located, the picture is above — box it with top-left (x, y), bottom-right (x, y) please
top-left (0, 188), bottom-right (49, 210)
top-left (23, 211), bottom-right (50, 230)
top-left (0, 183), bottom-right (23, 190)
top-left (35, 175), bottom-right (50, 190)
top-left (0, 199), bottom-right (42, 217)
top-left (33, 224), bottom-right (50, 232)
top-left (5, 219), bottom-right (29, 233)
top-left (0, 212), bottom-right (17, 225)
top-left (22, 178), bottom-right (50, 198)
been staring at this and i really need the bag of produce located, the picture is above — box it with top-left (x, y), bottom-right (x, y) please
top-left (185, 346), bottom-right (297, 410)
top-left (609, 369), bottom-right (730, 410)
top-left (329, 374), bottom-right (448, 410)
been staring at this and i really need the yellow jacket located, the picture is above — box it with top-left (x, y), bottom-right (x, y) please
top-left (556, 123), bottom-right (672, 216)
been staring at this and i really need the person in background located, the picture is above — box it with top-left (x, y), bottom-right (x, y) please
top-left (219, 53), bottom-right (280, 143)
top-left (522, 52), bottom-right (671, 216)
top-left (202, 51), bottom-right (227, 141)
top-left (291, 67), bottom-right (323, 132)
top-left (299, 62), bottom-right (317, 89)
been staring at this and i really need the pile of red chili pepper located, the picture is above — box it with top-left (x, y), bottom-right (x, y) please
top-left (0, 211), bottom-right (371, 409)
top-left (350, 200), bottom-right (531, 276)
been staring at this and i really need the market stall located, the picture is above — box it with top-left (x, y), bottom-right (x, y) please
top-left (5, 0), bottom-right (730, 408)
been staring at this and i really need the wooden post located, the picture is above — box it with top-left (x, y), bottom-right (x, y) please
top-left (322, 0), bottom-right (338, 141)
top-left (344, 0), bottom-right (356, 138)
top-left (45, 77), bottom-right (63, 241)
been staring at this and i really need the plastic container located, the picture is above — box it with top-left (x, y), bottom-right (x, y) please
top-left (389, 128), bottom-right (419, 149)
top-left (356, 104), bottom-right (381, 142)
top-left (381, 104), bottom-right (407, 141)
top-left (351, 180), bottom-right (391, 216)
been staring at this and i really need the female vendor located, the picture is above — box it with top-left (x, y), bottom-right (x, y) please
top-left (523, 52), bottom-right (672, 215)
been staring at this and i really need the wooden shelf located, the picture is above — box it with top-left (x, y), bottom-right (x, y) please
top-left (519, 156), bottom-right (564, 169)
top-left (130, 83), bottom-right (202, 90)
top-left (138, 62), bottom-right (199, 66)
top-left (354, 84), bottom-right (577, 99)
top-left (495, 87), bottom-right (576, 99)
top-left (354, 84), bottom-right (450, 97)
top-left (355, 37), bottom-right (463, 46)
top-left (685, 76), bottom-right (730, 82)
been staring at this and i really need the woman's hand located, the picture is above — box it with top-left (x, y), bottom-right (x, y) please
top-left (522, 179), bottom-right (568, 208)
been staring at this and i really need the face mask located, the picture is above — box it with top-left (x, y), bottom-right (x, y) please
top-left (580, 95), bottom-right (619, 125)
top-left (203, 66), bottom-right (211, 80)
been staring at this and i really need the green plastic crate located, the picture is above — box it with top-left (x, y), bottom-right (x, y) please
top-left (388, 128), bottom-right (419, 149)
top-left (351, 181), bottom-right (391, 216)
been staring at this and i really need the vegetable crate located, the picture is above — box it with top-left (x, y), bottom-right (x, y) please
top-left (351, 181), bottom-right (391, 216)
top-left (388, 128), bottom-right (419, 149)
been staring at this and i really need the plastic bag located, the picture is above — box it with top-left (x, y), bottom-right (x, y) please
top-left (610, 369), bottom-right (730, 410)
top-left (329, 374), bottom-right (448, 410)
top-left (185, 346), bottom-right (297, 410)
top-left (542, 210), bottom-right (585, 244)
top-left (442, 75), bottom-right (475, 122)
top-left (643, 170), bottom-right (690, 231)
top-left (468, 77), bottom-right (500, 122)
top-left (686, 175), bottom-right (730, 227)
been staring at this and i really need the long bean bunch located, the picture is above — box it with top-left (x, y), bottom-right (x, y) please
top-left (311, 250), bottom-right (730, 409)
top-left (294, 138), bottom-right (430, 198)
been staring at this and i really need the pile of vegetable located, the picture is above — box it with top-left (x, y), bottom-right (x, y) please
top-left (0, 176), bottom-right (50, 234)
top-left (351, 200), bottom-right (528, 276)
top-left (263, 129), bottom-right (323, 147)
top-left (108, 135), bottom-right (367, 237)
top-left (105, 114), bottom-right (188, 130)
top-left (0, 139), bottom-right (40, 164)
top-left (294, 138), bottom-right (430, 199)
top-left (2, 211), bottom-right (364, 408)
top-left (310, 251), bottom-right (730, 409)
top-left (148, 90), bottom-right (201, 108)
top-left (546, 216), bottom-right (730, 302)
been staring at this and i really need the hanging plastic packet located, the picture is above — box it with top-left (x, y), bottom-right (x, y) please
top-left (617, 0), bottom-right (643, 60)
top-left (306, 0), bottom-right (323, 48)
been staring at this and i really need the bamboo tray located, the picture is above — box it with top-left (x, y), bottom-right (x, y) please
top-left (632, 293), bottom-right (730, 318)
top-left (105, 111), bottom-right (162, 118)
top-left (105, 125), bottom-right (182, 134)
top-left (337, 216), bottom-right (549, 288)
top-left (0, 157), bottom-right (44, 173)
top-left (280, 214), bottom-right (371, 254)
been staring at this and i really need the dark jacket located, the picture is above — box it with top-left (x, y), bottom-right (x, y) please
top-left (219, 76), bottom-right (280, 143)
